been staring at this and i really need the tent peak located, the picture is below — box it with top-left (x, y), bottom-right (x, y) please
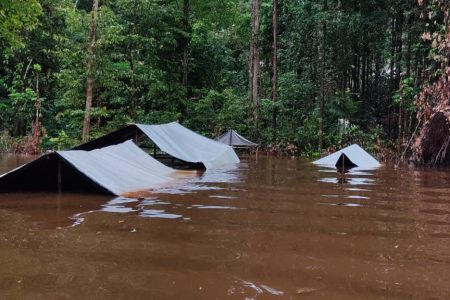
top-left (313, 144), bottom-right (380, 169)
top-left (216, 129), bottom-right (258, 148)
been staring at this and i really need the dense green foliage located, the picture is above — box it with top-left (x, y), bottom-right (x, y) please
top-left (0, 0), bottom-right (441, 156)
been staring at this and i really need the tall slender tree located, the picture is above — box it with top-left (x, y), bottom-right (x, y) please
top-left (272, 0), bottom-right (278, 139)
top-left (182, 0), bottom-right (190, 88)
top-left (249, 0), bottom-right (260, 129)
top-left (82, 0), bottom-right (99, 142)
top-left (318, 0), bottom-right (327, 151)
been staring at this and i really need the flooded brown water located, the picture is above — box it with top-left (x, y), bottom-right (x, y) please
top-left (0, 154), bottom-right (449, 299)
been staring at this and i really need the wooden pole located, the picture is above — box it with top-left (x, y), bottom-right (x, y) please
top-left (57, 157), bottom-right (62, 193)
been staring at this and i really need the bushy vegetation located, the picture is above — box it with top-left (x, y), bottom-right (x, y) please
top-left (0, 0), bottom-right (442, 158)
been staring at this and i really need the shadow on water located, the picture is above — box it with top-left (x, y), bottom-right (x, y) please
top-left (0, 193), bottom-right (112, 228)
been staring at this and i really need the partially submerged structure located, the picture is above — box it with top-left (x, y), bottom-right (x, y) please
top-left (313, 144), bottom-right (380, 169)
top-left (0, 141), bottom-right (175, 195)
top-left (0, 122), bottom-right (239, 195)
top-left (76, 122), bottom-right (239, 169)
top-left (215, 129), bottom-right (258, 148)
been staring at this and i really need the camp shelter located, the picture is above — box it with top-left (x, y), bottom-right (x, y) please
top-left (313, 144), bottom-right (380, 169)
top-left (75, 122), bottom-right (240, 169)
top-left (0, 140), bottom-right (176, 195)
top-left (215, 129), bottom-right (258, 148)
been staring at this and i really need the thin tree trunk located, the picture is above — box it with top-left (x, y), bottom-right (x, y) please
top-left (367, 53), bottom-right (373, 106)
top-left (272, 0), bottom-right (278, 141)
top-left (35, 72), bottom-right (40, 132)
top-left (249, 0), bottom-right (260, 127)
top-left (33, 69), bottom-right (41, 154)
top-left (82, 0), bottom-right (99, 143)
top-left (182, 0), bottom-right (189, 88)
top-left (129, 48), bottom-right (137, 121)
top-left (361, 29), bottom-right (367, 100)
top-left (318, 0), bottom-right (327, 151)
top-left (404, 13), bottom-right (413, 143)
top-left (388, 16), bottom-right (396, 138)
top-left (396, 10), bottom-right (404, 152)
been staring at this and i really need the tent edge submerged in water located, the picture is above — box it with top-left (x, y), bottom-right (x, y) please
top-left (136, 123), bottom-right (240, 169)
top-left (0, 140), bottom-right (177, 195)
top-left (75, 122), bottom-right (240, 169)
top-left (58, 140), bottom-right (176, 195)
top-left (313, 144), bottom-right (381, 169)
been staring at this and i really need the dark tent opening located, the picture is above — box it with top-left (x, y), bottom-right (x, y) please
top-left (0, 122), bottom-right (239, 195)
top-left (0, 153), bottom-right (113, 194)
top-left (335, 153), bottom-right (358, 172)
top-left (73, 122), bottom-right (239, 170)
top-left (73, 124), bottom-right (204, 170)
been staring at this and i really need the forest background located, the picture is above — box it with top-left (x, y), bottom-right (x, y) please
top-left (0, 0), bottom-right (448, 164)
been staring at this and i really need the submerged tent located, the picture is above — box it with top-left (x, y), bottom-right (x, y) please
top-left (75, 122), bottom-right (240, 169)
top-left (0, 141), bottom-right (176, 195)
top-left (215, 129), bottom-right (258, 148)
top-left (313, 144), bottom-right (380, 169)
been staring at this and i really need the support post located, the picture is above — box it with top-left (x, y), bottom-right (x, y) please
top-left (57, 157), bottom-right (62, 193)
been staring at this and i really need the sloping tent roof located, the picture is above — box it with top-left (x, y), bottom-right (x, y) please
top-left (75, 122), bottom-right (240, 169)
top-left (215, 129), bottom-right (258, 148)
top-left (0, 141), bottom-right (175, 195)
top-left (313, 144), bottom-right (380, 169)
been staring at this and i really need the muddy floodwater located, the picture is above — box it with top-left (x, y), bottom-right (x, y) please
top-left (0, 154), bottom-right (449, 299)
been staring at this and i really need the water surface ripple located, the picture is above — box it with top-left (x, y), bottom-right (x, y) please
top-left (0, 154), bottom-right (449, 299)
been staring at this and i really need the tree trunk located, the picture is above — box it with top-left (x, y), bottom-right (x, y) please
top-left (361, 29), bottom-right (367, 100)
top-left (396, 10), bottom-right (404, 152)
top-left (32, 69), bottom-right (41, 154)
top-left (182, 0), bottom-right (189, 88)
top-left (272, 0), bottom-right (278, 141)
top-left (388, 16), bottom-right (396, 138)
top-left (129, 48), bottom-right (137, 121)
top-left (82, 0), bottom-right (99, 143)
top-left (412, 1), bottom-right (450, 166)
top-left (249, 0), bottom-right (260, 127)
top-left (403, 13), bottom-right (413, 143)
top-left (318, 0), bottom-right (327, 151)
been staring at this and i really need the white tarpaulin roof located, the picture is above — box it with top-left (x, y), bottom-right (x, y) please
top-left (73, 122), bottom-right (240, 169)
top-left (136, 122), bottom-right (240, 169)
top-left (313, 144), bottom-right (380, 169)
top-left (58, 140), bottom-right (175, 195)
top-left (216, 129), bottom-right (258, 148)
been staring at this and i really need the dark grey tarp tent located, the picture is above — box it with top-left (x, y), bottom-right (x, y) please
top-left (0, 141), bottom-right (176, 195)
top-left (215, 129), bottom-right (258, 148)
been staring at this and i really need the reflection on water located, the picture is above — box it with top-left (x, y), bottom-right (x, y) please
top-left (0, 155), bottom-right (450, 299)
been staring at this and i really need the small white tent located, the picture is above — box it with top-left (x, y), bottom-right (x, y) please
top-left (313, 144), bottom-right (380, 169)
